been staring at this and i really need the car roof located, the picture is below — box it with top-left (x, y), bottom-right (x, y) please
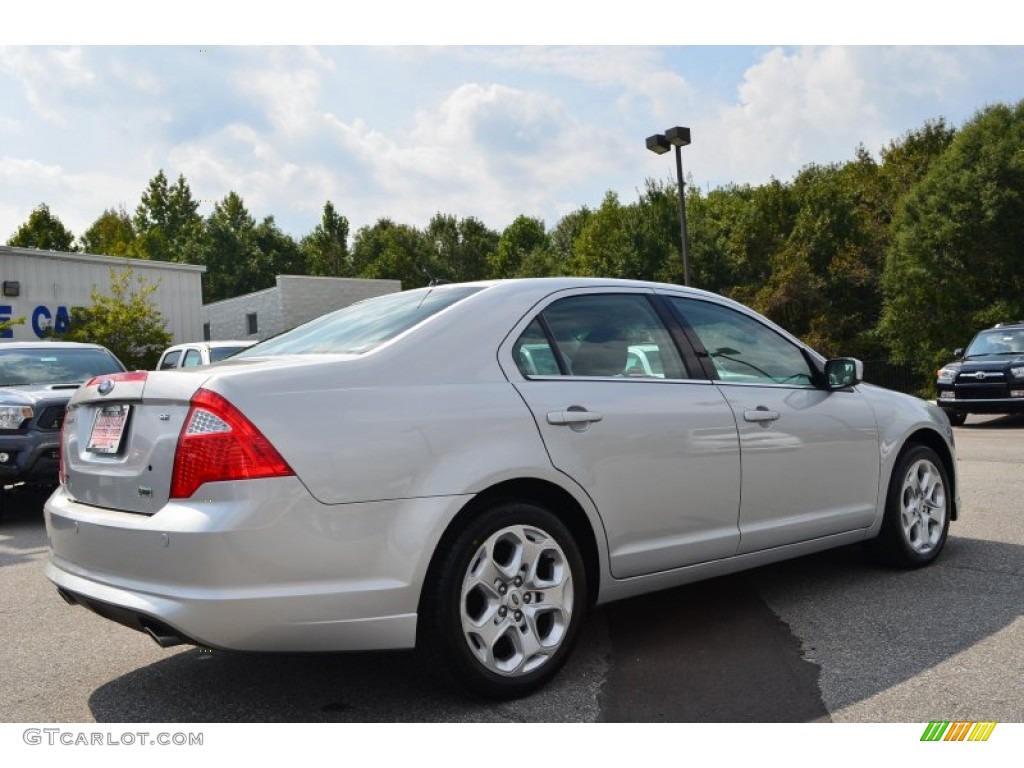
top-left (0, 341), bottom-right (109, 350)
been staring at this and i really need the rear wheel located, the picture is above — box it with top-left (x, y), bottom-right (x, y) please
top-left (421, 500), bottom-right (587, 699)
top-left (867, 445), bottom-right (951, 568)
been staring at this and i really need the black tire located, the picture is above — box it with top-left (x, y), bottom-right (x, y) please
top-left (942, 410), bottom-right (967, 427)
top-left (420, 500), bottom-right (587, 699)
top-left (866, 445), bottom-right (952, 568)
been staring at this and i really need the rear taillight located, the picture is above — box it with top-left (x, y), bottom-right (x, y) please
top-left (170, 388), bottom-right (293, 498)
top-left (86, 370), bottom-right (149, 387)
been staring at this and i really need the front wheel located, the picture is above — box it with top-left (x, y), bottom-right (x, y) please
top-left (866, 445), bottom-right (952, 568)
top-left (420, 500), bottom-right (587, 699)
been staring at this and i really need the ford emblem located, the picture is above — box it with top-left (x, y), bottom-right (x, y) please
top-left (97, 379), bottom-right (114, 395)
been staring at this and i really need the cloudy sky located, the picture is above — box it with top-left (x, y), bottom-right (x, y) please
top-left (2, 4), bottom-right (1021, 243)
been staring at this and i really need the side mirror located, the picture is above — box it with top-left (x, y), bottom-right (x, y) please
top-left (954, 348), bottom-right (965, 358)
top-left (825, 357), bottom-right (863, 389)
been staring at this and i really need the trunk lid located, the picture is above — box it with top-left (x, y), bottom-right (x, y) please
top-left (63, 370), bottom-right (211, 514)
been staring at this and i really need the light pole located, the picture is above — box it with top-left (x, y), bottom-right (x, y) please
top-left (646, 126), bottom-right (692, 286)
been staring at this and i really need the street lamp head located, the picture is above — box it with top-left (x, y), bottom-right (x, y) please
top-left (665, 126), bottom-right (691, 147)
top-left (645, 134), bottom-right (671, 155)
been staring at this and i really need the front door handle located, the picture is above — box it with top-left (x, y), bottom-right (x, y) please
top-left (547, 408), bottom-right (604, 426)
top-left (743, 408), bottom-right (780, 423)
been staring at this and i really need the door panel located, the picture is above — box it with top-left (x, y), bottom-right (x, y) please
top-left (666, 296), bottom-right (881, 552)
top-left (503, 290), bottom-right (742, 578)
top-left (714, 383), bottom-right (880, 552)
top-left (514, 379), bottom-right (741, 577)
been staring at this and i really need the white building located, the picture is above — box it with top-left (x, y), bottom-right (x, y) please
top-left (0, 246), bottom-right (206, 344)
top-left (202, 275), bottom-right (401, 341)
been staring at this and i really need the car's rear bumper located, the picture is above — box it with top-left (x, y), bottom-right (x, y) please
top-left (44, 478), bottom-right (466, 652)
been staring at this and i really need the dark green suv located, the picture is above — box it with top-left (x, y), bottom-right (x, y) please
top-left (936, 322), bottom-right (1024, 426)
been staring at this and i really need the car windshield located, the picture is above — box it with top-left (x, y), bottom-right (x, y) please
top-left (0, 347), bottom-right (124, 386)
top-left (964, 329), bottom-right (1024, 357)
top-left (237, 285), bottom-right (483, 356)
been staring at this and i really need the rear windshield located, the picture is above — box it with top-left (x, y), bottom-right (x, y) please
top-left (0, 347), bottom-right (124, 386)
top-left (237, 285), bottom-right (483, 356)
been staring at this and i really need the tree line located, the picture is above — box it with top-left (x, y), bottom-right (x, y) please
top-left (7, 101), bottom-right (1024, 382)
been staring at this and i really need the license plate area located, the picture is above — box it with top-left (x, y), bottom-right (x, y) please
top-left (87, 405), bottom-right (131, 455)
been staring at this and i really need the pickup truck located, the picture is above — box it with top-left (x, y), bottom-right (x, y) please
top-left (0, 342), bottom-right (124, 520)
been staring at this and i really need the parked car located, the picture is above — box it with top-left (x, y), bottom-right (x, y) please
top-left (936, 321), bottom-right (1024, 426)
top-left (45, 278), bottom-right (958, 698)
top-left (0, 341), bottom-right (125, 519)
top-left (156, 340), bottom-right (256, 370)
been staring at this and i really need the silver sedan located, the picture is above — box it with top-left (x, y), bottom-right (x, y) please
top-left (45, 278), bottom-right (958, 698)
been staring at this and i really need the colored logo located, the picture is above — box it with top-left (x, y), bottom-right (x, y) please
top-left (921, 721), bottom-right (997, 741)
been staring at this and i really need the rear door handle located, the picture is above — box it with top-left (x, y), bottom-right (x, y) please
top-left (547, 409), bottom-right (604, 426)
top-left (743, 408), bottom-right (780, 423)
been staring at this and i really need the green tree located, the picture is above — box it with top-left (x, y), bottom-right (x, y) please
top-left (491, 215), bottom-right (550, 278)
top-left (63, 267), bottom-right (172, 370)
top-left (199, 191), bottom-right (262, 302)
top-left (426, 214), bottom-right (499, 283)
top-left (131, 171), bottom-right (203, 262)
top-left (351, 218), bottom-right (431, 287)
top-left (881, 102), bottom-right (1024, 375)
top-left (0, 316), bottom-right (25, 338)
top-left (7, 203), bottom-right (77, 251)
top-left (254, 215), bottom-right (305, 284)
top-left (548, 208), bottom-right (592, 271)
top-left (80, 206), bottom-right (136, 256)
top-left (752, 158), bottom-right (886, 358)
top-left (302, 201), bottom-right (350, 277)
top-left (571, 191), bottom-right (636, 278)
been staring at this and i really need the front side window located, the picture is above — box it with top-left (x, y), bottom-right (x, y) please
top-left (513, 293), bottom-right (686, 379)
top-left (670, 298), bottom-right (813, 386)
top-left (182, 349), bottom-right (203, 367)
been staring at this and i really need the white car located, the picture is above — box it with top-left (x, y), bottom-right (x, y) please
top-left (45, 278), bottom-right (958, 698)
top-left (156, 340), bottom-right (255, 370)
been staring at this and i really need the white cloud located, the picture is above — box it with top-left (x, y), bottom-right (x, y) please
top-left (236, 60), bottom-right (323, 137)
top-left (0, 47), bottom-right (97, 125)
top-left (477, 46), bottom-right (694, 122)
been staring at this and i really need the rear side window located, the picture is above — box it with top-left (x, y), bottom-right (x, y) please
top-left (182, 349), bottom-right (203, 367)
top-left (513, 293), bottom-right (686, 379)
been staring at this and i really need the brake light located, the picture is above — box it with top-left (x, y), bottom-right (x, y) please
top-left (86, 370), bottom-right (149, 387)
top-left (170, 388), bottom-right (294, 498)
